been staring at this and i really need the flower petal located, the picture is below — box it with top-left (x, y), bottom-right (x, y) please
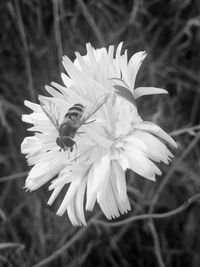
top-left (97, 152), bottom-right (111, 202)
top-left (56, 179), bottom-right (81, 216)
top-left (110, 168), bottom-right (131, 214)
top-left (48, 186), bottom-right (63, 206)
top-left (125, 150), bottom-right (160, 180)
top-left (133, 130), bottom-right (174, 164)
top-left (86, 165), bottom-right (96, 211)
top-left (86, 128), bottom-right (113, 147)
top-left (113, 84), bottom-right (136, 106)
top-left (67, 201), bottom-right (79, 226)
top-left (45, 85), bottom-right (64, 99)
top-left (134, 87), bottom-right (168, 98)
top-left (135, 121), bottom-right (177, 148)
top-left (24, 100), bottom-right (42, 112)
top-left (61, 73), bottom-right (73, 87)
top-left (98, 179), bottom-right (120, 219)
top-left (128, 51), bottom-right (146, 88)
top-left (112, 160), bottom-right (127, 203)
top-left (75, 178), bottom-right (87, 225)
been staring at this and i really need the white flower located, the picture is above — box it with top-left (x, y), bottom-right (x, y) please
top-left (21, 43), bottom-right (177, 226)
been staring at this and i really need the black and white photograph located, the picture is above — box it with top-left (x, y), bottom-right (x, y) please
top-left (0, 0), bottom-right (200, 266)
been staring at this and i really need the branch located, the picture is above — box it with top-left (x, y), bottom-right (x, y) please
top-left (77, 0), bottom-right (105, 46)
top-left (0, 171), bottom-right (28, 183)
top-left (94, 193), bottom-right (200, 227)
top-left (32, 212), bottom-right (100, 267)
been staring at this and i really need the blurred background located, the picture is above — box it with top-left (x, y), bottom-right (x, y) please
top-left (0, 0), bottom-right (200, 266)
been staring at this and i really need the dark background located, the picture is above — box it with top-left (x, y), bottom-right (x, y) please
top-left (0, 0), bottom-right (200, 266)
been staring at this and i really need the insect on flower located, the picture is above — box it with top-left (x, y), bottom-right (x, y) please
top-left (21, 43), bottom-right (177, 226)
top-left (39, 93), bottom-right (109, 153)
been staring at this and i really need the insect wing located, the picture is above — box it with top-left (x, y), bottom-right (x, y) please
top-left (39, 96), bottom-right (60, 131)
top-left (80, 93), bottom-right (109, 125)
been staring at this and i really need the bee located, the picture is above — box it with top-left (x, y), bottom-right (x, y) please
top-left (39, 93), bottom-right (109, 153)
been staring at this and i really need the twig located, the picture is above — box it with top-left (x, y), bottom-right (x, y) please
top-left (15, 0), bottom-right (35, 102)
top-left (32, 227), bottom-right (88, 267)
top-left (0, 209), bottom-right (6, 221)
top-left (148, 222), bottom-right (166, 267)
top-left (190, 94), bottom-right (200, 124)
top-left (0, 171), bottom-right (28, 183)
top-left (32, 212), bottom-right (100, 267)
top-left (76, 0), bottom-right (105, 46)
top-left (52, 0), bottom-right (63, 72)
top-left (0, 255), bottom-right (13, 267)
top-left (93, 193), bottom-right (200, 227)
top-left (0, 95), bottom-right (23, 117)
top-left (0, 242), bottom-right (25, 250)
top-left (169, 125), bottom-right (200, 136)
top-left (129, 0), bottom-right (139, 25)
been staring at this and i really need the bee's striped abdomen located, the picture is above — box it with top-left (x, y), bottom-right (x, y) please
top-left (65, 104), bottom-right (84, 118)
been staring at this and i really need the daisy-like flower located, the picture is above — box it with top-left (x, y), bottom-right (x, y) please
top-left (21, 43), bottom-right (177, 226)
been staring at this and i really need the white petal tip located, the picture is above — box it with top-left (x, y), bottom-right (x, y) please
top-left (149, 176), bottom-right (156, 182)
top-left (134, 87), bottom-right (168, 99)
top-left (56, 210), bottom-right (64, 217)
top-left (172, 141), bottom-right (178, 149)
top-left (47, 200), bottom-right (53, 206)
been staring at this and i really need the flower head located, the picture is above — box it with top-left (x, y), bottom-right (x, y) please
top-left (21, 43), bottom-right (177, 226)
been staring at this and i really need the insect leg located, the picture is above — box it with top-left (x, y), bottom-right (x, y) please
top-left (67, 150), bottom-right (70, 159)
top-left (74, 142), bottom-right (78, 162)
top-left (77, 131), bottom-right (85, 136)
top-left (83, 119), bottom-right (96, 125)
